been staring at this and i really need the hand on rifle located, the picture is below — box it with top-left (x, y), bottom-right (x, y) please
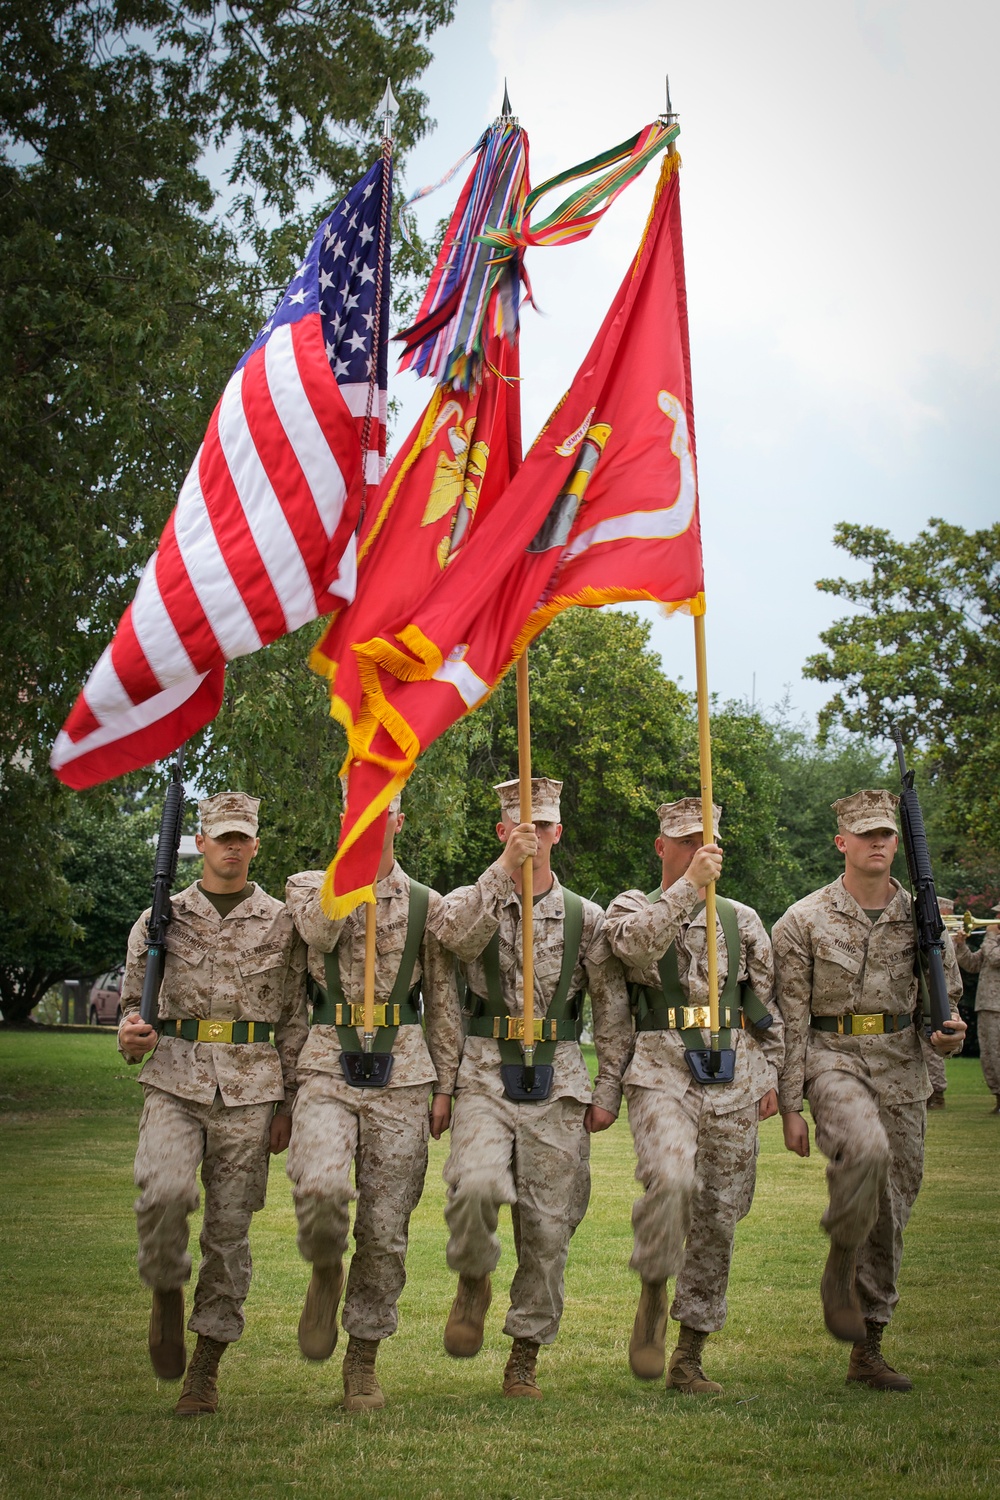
top-left (781, 1110), bottom-right (810, 1157)
top-left (498, 822), bottom-right (538, 877)
top-left (429, 1092), bottom-right (452, 1139)
top-left (119, 1013), bottom-right (159, 1061)
top-left (930, 1016), bottom-right (966, 1056)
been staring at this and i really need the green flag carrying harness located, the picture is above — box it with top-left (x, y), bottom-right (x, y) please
top-left (310, 881), bottom-right (430, 1088)
top-left (463, 887), bottom-right (585, 1101)
top-left (630, 891), bottom-right (772, 1082)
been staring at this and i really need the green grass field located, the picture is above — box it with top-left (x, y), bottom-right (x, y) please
top-left (1, 1032), bottom-right (997, 1500)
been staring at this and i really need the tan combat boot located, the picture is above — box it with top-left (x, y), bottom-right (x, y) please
top-left (846, 1320), bottom-right (913, 1392)
top-left (297, 1260), bottom-right (345, 1361)
top-left (666, 1326), bottom-right (723, 1395)
top-left (443, 1274), bottom-right (491, 1357)
top-left (820, 1241), bottom-right (866, 1343)
top-left (629, 1281), bottom-right (668, 1380)
top-left (148, 1287), bottom-right (186, 1380)
top-left (927, 1090), bottom-right (946, 1110)
top-left (174, 1335), bottom-right (227, 1415)
top-left (502, 1338), bottom-right (542, 1399)
top-left (342, 1336), bottom-right (385, 1412)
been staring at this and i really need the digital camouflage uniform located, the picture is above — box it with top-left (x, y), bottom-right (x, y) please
top-left (121, 882), bottom-right (308, 1343)
top-left (772, 874), bottom-right (962, 1327)
top-left (430, 865), bottom-right (632, 1348)
top-left (956, 925), bottom-right (1000, 1099)
top-left (284, 863), bottom-right (461, 1342)
top-left (605, 881), bottom-right (783, 1335)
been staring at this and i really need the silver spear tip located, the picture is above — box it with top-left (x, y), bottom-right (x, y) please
top-left (378, 79), bottom-right (399, 136)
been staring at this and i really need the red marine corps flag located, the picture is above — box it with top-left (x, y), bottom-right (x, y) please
top-left (50, 149), bottom-right (394, 790)
top-left (324, 134), bottom-right (698, 914)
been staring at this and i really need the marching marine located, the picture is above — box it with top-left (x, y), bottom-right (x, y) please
top-left (284, 792), bottom-right (461, 1412)
top-left (604, 798), bottom-right (783, 1395)
top-left (953, 900), bottom-right (1000, 1113)
top-left (429, 777), bottom-right (632, 1399)
top-left (772, 789), bottom-right (965, 1390)
top-left (118, 792), bottom-right (308, 1415)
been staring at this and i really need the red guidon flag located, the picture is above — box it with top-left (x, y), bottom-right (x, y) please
top-left (50, 157), bottom-right (392, 789)
top-left (324, 152), bottom-right (704, 913)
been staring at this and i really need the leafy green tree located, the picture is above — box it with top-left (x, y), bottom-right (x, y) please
top-left (0, 0), bottom-right (451, 940)
top-left (804, 519), bottom-right (1000, 846)
top-left (0, 798), bottom-right (156, 1023)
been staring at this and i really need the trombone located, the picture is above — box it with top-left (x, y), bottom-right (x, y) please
top-left (942, 911), bottom-right (1000, 934)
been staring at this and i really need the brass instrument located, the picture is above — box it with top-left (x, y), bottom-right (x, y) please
top-left (942, 911), bottom-right (1000, 934)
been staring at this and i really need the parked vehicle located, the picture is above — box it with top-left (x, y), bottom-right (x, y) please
top-left (89, 968), bottom-right (124, 1026)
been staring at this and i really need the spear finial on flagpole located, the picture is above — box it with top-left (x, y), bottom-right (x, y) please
top-left (378, 78), bottom-right (399, 142)
top-left (500, 79), bottom-right (515, 124)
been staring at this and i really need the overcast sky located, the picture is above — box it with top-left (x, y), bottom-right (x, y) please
top-left (386, 0), bottom-right (998, 723)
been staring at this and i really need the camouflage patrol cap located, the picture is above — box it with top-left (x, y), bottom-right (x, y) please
top-left (657, 797), bottom-right (721, 839)
top-left (199, 791), bottom-right (260, 838)
top-left (832, 788), bottom-right (899, 835)
top-left (339, 773), bottom-right (401, 816)
top-left (494, 777), bottom-right (563, 823)
top-left (938, 897), bottom-right (955, 915)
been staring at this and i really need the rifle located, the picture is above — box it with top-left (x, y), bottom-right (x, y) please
top-left (139, 751), bottom-right (186, 1026)
top-left (892, 728), bottom-right (955, 1039)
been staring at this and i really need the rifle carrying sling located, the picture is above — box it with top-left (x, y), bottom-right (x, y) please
top-left (463, 888), bottom-right (585, 1102)
top-left (310, 881), bottom-right (430, 1088)
top-left (630, 891), bottom-right (771, 1084)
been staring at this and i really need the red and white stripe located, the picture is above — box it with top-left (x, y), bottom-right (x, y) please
top-left (52, 314), bottom-right (363, 787)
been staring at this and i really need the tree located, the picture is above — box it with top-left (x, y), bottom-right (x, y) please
top-left (0, 0), bottom-right (451, 937)
top-left (0, 797), bottom-right (156, 1023)
top-left (804, 520), bottom-right (1000, 847)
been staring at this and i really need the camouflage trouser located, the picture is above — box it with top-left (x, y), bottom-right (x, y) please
top-left (807, 1070), bottom-right (925, 1325)
top-left (286, 1070), bottom-right (430, 1341)
top-left (978, 1011), bottom-right (1000, 1094)
top-left (443, 1090), bottom-right (591, 1345)
top-left (625, 1081), bottom-right (758, 1333)
top-left (133, 1085), bottom-right (272, 1343)
top-left (920, 1036), bottom-right (947, 1094)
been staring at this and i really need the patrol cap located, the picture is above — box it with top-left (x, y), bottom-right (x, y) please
top-left (339, 773), bottom-right (400, 816)
top-left (199, 791), bottom-right (260, 838)
top-left (832, 789), bottom-right (899, 835)
top-left (938, 897), bottom-right (955, 915)
top-left (494, 777), bottom-right (562, 823)
top-left (657, 797), bottom-right (721, 839)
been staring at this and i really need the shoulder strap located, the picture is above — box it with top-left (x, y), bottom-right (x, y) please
top-left (388, 880), bottom-right (430, 1007)
top-left (548, 888), bottom-right (584, 1018)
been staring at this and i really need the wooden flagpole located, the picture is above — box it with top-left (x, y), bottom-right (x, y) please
top-left (693, 609), bottom-right (720, 1056)
top-left (516, 651), bottom-right (535, 1083)
top-left (360, 80), bottom-right (397, 1061)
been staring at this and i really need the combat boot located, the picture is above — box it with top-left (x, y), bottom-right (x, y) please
top-left (297, 1260), bottom-right (345, 1361)
top-left (666, 1325), bottom-right (723, 1395)
top-left (629, 1280), bottom-right (668, 1380)
top-left (820, 1241), bottom-right (866, 1343)
top-left (927, 1090), bottom-right (946, 1110)
top-left (992, 1096), bottom-right (1000, 1115)
top-left (148, 1287), bottom-right (186, 1380)
top-left (443, 1274), bottom-right (491, 1357)
top-left (502, 1338), bottom-right (542, 1399)
top-left (846, 1320), bottom-right (913, 1391)
top-left (342, 1336), bottom-right (385, 1412)
top-left (174, 1335), bottom-right (227, 1415)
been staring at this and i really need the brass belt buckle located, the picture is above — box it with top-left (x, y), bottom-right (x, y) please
top-left (856, 1013), bottom-right (883, 1035)
top-left (201, 1020), bottom-right (229, 1043)
top-left (505, 1017), bottom-right (543, 1041)
top-left (681, 1005), bottom-right (711, 1029)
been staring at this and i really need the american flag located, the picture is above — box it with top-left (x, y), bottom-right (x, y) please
top-left (51, 157), bottom-right (392, 790)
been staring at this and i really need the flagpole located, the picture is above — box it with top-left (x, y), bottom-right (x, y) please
top-left (516, 650), bottom-right (535, 1087)
top-left (693, 608), bottom-right (721, 1059)
top-left (360, 80), bottom-right (397, 1073)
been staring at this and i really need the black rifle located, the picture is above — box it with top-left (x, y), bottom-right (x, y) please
top-left (139, 752), bottom-right (186, 1026)
top-left (892, 728), bottom-right (954, 1038)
